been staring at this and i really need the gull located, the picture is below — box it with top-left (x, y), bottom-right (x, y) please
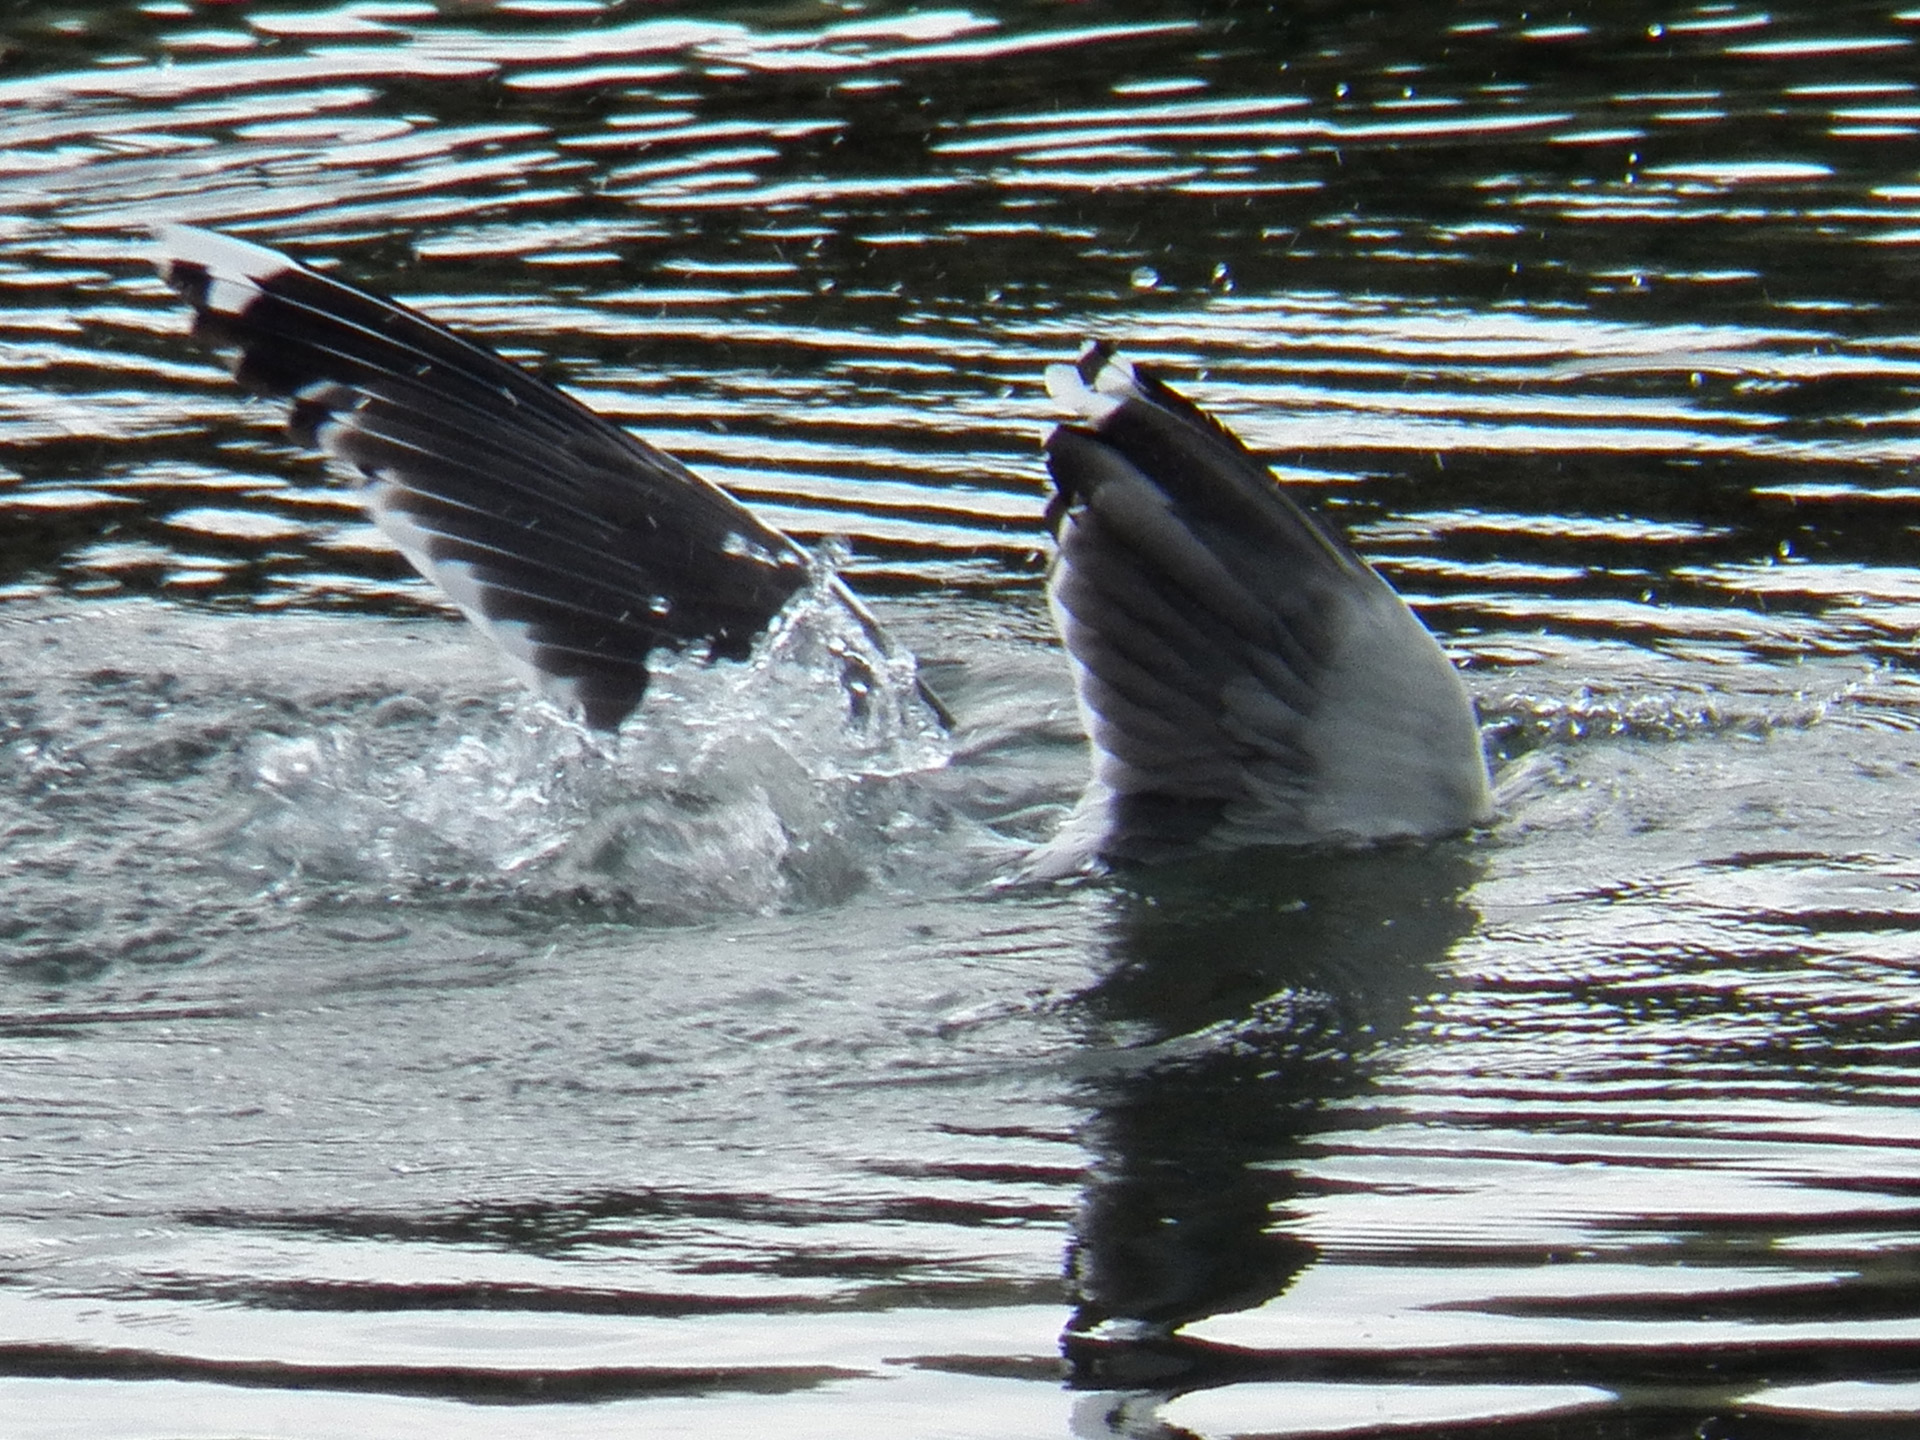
top-left (152, 226), bottom-right (1492, 875)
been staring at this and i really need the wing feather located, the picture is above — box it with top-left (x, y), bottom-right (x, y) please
top-left (153, 224), bottom-right (813, 731)
top-left (1036, 342), bottom-right (1492, 872)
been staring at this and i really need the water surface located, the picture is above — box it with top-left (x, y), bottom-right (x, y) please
top-left (8, 2), bottom-right (1920, 1436)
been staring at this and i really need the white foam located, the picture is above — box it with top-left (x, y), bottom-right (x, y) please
top-left (210, 574), bottom-right (951, 914)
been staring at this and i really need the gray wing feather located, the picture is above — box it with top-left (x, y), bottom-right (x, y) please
top-left (1035, 343), bottom-right (1492, 873)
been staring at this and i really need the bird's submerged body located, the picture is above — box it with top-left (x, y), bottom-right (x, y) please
top-left (151, 224), bottom-right (1492, 880)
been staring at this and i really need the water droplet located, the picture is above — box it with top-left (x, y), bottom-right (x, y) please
top-left (1129, 265), bottom-right (1160, 290)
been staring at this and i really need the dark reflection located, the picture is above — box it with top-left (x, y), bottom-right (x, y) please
top-left (0, 1343), bottom-right (860, 1405)
top-left (1062, 843), bottom-right (1480, 1388)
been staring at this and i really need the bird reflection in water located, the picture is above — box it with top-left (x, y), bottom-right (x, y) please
top-left (1062, 843), bottom-right (1482, 1396)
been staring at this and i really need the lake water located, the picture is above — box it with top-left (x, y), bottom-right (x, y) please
top-left (8, 1), bottom-right (1920, 1436)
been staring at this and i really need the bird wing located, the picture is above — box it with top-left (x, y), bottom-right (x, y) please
top-left (1036, 342), bottom-right (1491, 872)
top-left (153, 224), bottom-right (819, 731)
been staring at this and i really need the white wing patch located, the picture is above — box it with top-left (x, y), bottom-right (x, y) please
top-left (1043, 343), bottom-right (1150, 425)
top-left (150, 225), bottom-right (290, 309)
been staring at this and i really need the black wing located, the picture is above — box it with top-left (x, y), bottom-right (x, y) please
top-left (1037, 342), bottom-right (1491, 872)
top-left (154, 225), bottom-right (814, 731)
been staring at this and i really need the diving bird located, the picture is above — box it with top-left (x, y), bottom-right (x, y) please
top-left (151, 225), bottom-right (1492, 874)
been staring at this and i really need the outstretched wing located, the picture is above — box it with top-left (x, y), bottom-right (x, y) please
top-left (1037, 342), bottom-right (1491, 872)
top-left (153, 225), bottom-right (812, 731)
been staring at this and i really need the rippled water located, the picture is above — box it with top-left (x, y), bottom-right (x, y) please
top-left (10, 1), bottom-right (1920, 1436)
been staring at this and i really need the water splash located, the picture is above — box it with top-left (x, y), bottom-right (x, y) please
top-left (213, 582), bottom-right (952, 918)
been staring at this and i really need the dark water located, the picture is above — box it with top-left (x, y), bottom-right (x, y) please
top-left (9, 2), bottom-right (1920, 1436)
